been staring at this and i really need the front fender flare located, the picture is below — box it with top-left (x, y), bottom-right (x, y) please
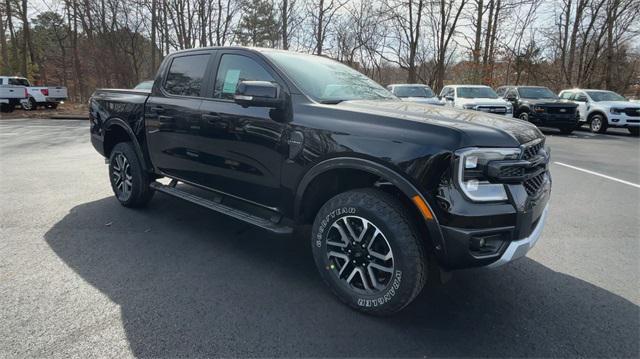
top-left (294, 157), bottom-right (446, 254)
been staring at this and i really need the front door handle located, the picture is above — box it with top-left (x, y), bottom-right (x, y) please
top-left (150, 106), bottom-right (165, 113)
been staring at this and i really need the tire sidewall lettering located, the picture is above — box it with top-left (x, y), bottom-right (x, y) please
top-left (315, 207), bottom-right (356, 248)
top-left (356, 270), bottom-right (403, 308)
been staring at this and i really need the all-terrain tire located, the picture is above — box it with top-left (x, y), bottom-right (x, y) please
top-left (311, 188), bottom-right (427, 316)
top-left (108, 142), bottom-right (154, 207)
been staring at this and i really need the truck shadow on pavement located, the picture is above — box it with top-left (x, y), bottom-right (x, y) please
top-left (44, 195), bottom-right (639, 358)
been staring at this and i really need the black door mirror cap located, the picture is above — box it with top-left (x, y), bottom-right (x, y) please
top-left (234, 81), bottom-right (284, 109)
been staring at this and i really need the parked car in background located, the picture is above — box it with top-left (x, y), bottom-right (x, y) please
top-left (497, 86), bottom-right (579, 134)
top-left (439, 85), bottom-right (512, 115)
top-left (133, 80), bottom-right (154, 91)
top-left (0, 81), bottom-right (27, 113)
top-left (559, 89), bottom-right (640, 136)
top-left (89, 47), bottom-right (550, 315)
top-left (386, 84), bottom-right (442, 105)
top-left (0, 76), bottom-right (68, 111)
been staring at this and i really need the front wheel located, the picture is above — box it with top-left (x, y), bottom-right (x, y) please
top-left (311, 188), bottom-right (427, 315)
top-left (589, 114), bottom-right (607, 133)
top-left (519, 112), bottom-right (529, 122)
top-left (108, 142), bottom-right (154, 207)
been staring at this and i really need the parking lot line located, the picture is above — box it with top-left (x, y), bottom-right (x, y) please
top-left (554, 162), bottom-right (640, 189)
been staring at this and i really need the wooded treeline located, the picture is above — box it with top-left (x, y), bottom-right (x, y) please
top-left (1, 0), bottom-right (638, 102)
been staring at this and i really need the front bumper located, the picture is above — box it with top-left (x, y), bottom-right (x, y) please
top-left (487, 204), bottom-right (548, 268)
top-left (608, 114), bottom-right (640, 127)
top-left (528, 112), bottom-right (579, 127)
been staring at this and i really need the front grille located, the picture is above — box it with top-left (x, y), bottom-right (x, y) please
top-left (500, 166), bottom-right (525, 178)
top-left (522, 139), bottom-right (544, 160)
top-left (623, 108), bottom-right (640, 117)
top-left (546, 107), bottom-right (576, 115)
top-left (477, 106), bottom-right (507, 114)
top-left (520, 139), bottom-right (548, 196)
top-left (524, 172), bottom-right (546, 196)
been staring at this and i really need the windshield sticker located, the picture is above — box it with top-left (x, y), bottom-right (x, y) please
top-left (222, 69), bottom-right (241, 94)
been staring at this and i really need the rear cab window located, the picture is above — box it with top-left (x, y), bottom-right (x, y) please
top-left (163, 54), bottom-right (211, 97)
top-left (213, 54), bottom-right (275, 100)
top-left (8, 78), bottom-right (30, 87)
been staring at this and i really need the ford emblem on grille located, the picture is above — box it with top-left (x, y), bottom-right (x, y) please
top-left (559, 108), bottom-right (566, 113)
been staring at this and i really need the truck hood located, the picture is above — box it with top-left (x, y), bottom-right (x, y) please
top-left (337, 100), bottom-right (543, 146)
top-left (400, 97), bottom-right (444, 105)
top-left (593, 101), bottom-right (640, 108)
top-left (456, 98), bottom-right (511, 107)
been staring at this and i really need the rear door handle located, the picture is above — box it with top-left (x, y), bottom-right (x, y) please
top-left (150, 106), bottom-right (165, 113)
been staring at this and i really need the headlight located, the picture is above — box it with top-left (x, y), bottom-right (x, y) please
top-left (506, 104), bottom-right (513, 114)
top-left (455, 147), bottom-right (521, 202)
top-left (610, 108), bottom-right (621, 114)
top-left (463, 104), bottom-right (476, 110)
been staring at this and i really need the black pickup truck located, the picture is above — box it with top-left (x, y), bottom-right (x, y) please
top-left (497, 85), bottom-right (579, 134)
top-left (90, 47), bottom-right (551, 315)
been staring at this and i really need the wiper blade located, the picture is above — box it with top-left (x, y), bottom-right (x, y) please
top-left (320, 99), bottom-right (346, 104)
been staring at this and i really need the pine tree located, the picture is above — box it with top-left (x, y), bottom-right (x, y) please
top-left (235, 0), bottom-right (279, 47)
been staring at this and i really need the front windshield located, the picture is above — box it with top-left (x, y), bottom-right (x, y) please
top-left (586, 91), bottom-right (626, 102)
top-left (263, 51), bottom-right (395, 103)
top-left (457, 87), bottom-right (498, 99)
top-left (519, 87), bottom-right (557, 99)
top-left (394, 86), bottom-right (435, 98)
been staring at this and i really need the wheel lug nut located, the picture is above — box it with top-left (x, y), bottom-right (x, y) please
top-left (352, 260), bottom-right (356, 263)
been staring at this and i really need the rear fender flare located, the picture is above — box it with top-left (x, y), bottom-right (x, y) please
top-left (103, 118), bottom-right (150, 171)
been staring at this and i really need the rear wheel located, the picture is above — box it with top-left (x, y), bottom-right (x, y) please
top-left (589, 114), bottom-right (607, 133)
top-left (108, 142), bottom-right (154, 207)
top-left (519, 112), bottom-right (529, 122)
top-left (311, 188), bottom-right (427, 316)
top-left (22, 97), bottom-right (37, 111)
top-left (629, 128), bottom-right (640, 137)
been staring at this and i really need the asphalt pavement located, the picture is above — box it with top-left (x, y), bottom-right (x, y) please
top-left (1, 118), bottom-right (638, 358)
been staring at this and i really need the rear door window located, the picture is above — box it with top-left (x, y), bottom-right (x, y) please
top-left (213, 54), bottom-right (275, 100)
top-left (164, 54), bottom-right (211, 97)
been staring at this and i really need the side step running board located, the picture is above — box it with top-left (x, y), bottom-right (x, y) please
top-left (150, 181), bottom-right (293, 234)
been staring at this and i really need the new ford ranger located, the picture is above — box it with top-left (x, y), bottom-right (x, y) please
top-left (497, 86), bottom-right (579, 134)
top-left (89, 47), bottom-right (551, 315)
top-left (559, 89), bottom-right (640, 136)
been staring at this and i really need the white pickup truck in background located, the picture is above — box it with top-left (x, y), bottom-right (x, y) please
top-left (0, 83), bottom-right (27, 113)
top-left (0, 76), bottom-right (68, 110)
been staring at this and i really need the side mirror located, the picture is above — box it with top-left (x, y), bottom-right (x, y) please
top-left (445, 95), bottom-right (454, 102)
top-left (234, 81), bottom-right (284, 108)
top-left (506, 95), bottom-right (517, 101)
